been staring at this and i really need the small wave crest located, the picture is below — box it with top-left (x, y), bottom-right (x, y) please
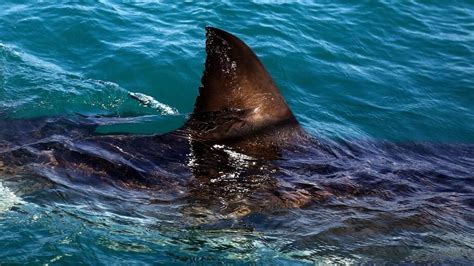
top-left (0, 182), bottom-right (24, 214)
top-left (128, 92), bottom-right (178, 115)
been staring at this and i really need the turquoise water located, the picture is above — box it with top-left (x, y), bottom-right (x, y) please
top-left (1, 2), bottom-right (473, 264)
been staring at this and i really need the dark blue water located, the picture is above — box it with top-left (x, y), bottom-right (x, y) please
top-left (1, 2), bottom-right (473, 264)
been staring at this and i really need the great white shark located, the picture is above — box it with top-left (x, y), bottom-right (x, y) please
top-left (0, 27), bottom-right (472, 221)
top-left (0, 27), bottom-right (317, 216)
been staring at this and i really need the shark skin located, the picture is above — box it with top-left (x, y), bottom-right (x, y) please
top-left (1, 27), bottom-right (471, 224)
top-left (0, 27), bottom-right (316, 219)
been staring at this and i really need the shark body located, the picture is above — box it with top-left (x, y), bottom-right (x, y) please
top-left (0, 28), bottom-right (472, 221)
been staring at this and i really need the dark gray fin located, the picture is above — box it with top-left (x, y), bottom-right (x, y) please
top-left (187, 27), bottom-right (300, 142)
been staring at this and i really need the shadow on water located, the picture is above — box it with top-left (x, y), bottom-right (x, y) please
top-left (0, 115), bottom-right (473, 263)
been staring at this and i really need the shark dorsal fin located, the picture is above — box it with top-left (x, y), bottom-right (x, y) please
top-left (194, 27), bottom-right (295, 123)
top-left (187, 27), bottom-right (300, 142)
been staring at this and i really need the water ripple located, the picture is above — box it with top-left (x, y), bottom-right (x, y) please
top-left (0, 1), bottom-right (473, 264)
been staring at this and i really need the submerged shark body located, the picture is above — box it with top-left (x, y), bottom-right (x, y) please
top-left (0, 116), bottom-right (320, 217)
top-left (0, 27), bottom-right (315, 216)
top-left (0, 28), bottom-right (472, 222)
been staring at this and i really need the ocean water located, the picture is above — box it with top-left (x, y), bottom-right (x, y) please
top-left (0, 1), bottom-right (473, 264)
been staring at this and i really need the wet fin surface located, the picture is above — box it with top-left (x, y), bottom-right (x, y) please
top-left (188, 27), bottom-right (300, 143)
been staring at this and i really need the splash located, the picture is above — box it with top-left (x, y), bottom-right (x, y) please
top-left (128, 92), bottom-right (178, 115)
top-left (0, 182), bottom-right (24, 214)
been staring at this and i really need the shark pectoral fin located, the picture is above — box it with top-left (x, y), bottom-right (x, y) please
top-left (186, 27), bottom-right (302, 143)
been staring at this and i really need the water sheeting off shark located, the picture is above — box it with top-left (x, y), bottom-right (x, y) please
top-left (0, 27), bottom-right (472, 227)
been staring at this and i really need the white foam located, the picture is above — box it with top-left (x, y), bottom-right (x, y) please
top-left (128, 92), bottom-right (178, 115)
top-left (0, 182), bottom-right (24, 214)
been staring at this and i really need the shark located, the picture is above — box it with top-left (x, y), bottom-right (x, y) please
top-left (0, 27), bottom-right (319, 217)
top-left (0, 27), bottom-right (472, 222)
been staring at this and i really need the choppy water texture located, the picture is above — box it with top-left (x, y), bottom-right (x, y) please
top-left (1, 1), bottom-right (473, 264)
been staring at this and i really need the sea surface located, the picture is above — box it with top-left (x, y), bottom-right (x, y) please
top-left (1, 1), bottom-right (473, 264)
